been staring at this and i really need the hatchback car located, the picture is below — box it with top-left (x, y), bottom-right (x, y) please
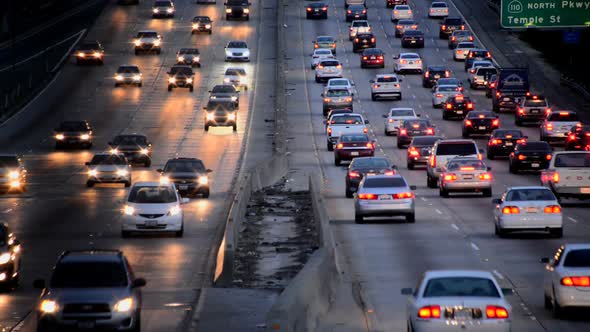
top-left (311, 49), bottom-right (334, 69)
top-left (354, 174), bottom-right (416, 223)
top-left (176, 48), bottom-right (200, 67)
top-left (401, 30), bottom-right (424, 48)
top-left (448, 30), bottom-right (474, 49)
top-left (493, 186), bottom-right (562, 237)
top-left (508, 141), bottom-right (552, 173)
top-left (360, 48), bottom-right (385, 68)
top-left (53, 120), bottom-right (93, 149)
top-left (345, 157), bottom-right (395, 198)
top-left (322, 88), bottom-right (353, 116)
top-left (442, 95), bottom-right (474, 119)
top-left (191, 16), bottom-right (212, 34)
top-left (391, 5), bottom-right (413, 21)
top-left (334, 134), bottom-right (375, 166)
top-left (540, 110), bottom-right (581, 144)
top-left (306, 2), bottom-right (328, 19)
top-left (167, 65), bottom-right (194, 92)
top-left (394, 19), bottom-right (418, 38)
top-left (515, 94), bottom-right (551, 126)
top-left (325, 78), bottom-right (355, 95)
top-left (397, 119), bottom-right (436, 148)
top-left (393, 53), bottom-right (422, 74)
top-left (75, 40), bottom-right (104, 65)
top-left (133, 30), bottom-right (162, 55)
top-left (114, 65), bottom-right (142, 87)
top-left (313, 35), bottom-right (337, 54)
top-left (224, 40), bottom-right (250, 62)
top-left (158, 158), bottom-right (212, 198)
top-left (439, 17), bottom-right (464, 39)
top-left (85, 153), bottom-right (131, 188)
top-left (0, 154), bottom-right (26, 193)
top-left (346, 4), bottom-right (367, 22)
top-left (422, 65), bottom-right (450, 88)
top-left (565, 125), bottom-right (590, 151)
top-left (223, 67), bottom-right (248, 90)
top-left (122, 182), bottom-right (188, 237)
top-left (370, 74), bottom-right (401, 100)
top-left (439, 157), bottom-right (492, 197)
top-left (462, 111), bottom-right (499, 137)
top-left (108, 134), bottom-right (152, 167)
top-left (383, 107), bottom-right (418, 136)
top-left (0, 223), bottom-right (21, 289)
top-left (352, 33), bottom-right (376, 53)
top-left (407, 136), bottom-right (442, 170)
top-left (487, 129), bottom-right (526, 159)
top-left (428, 1), bottom-right (449, 18)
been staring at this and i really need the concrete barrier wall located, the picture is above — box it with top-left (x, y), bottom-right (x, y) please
top-left (264, 175), bottom-right (340, 332)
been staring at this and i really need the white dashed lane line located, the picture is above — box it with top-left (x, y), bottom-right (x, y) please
top-left (471, 242), bottom-right (480, 251)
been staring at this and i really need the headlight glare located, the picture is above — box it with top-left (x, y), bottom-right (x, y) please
top-left (160, 176), bottom-right (170, 184)
top-left (88, 169), bottom-right (98, 177)
top-left (178, 56), bottom-right (184, 62)
top-left (40, 300), bottom-right (58, 314)
top-left (140, 148), bottom-right (149, 155)
top-left (8, 171), bottom-right (19, 179)
top-left (134, 40), bottom-right (141, 46)
top-left (55, 134), bottom-right (64, 140)
top-left (115, 75), bottom-right (123, 81)
top-left (206, 113), bottom-right (215, 121)
top-left (77, 52), bottom-right (85, 57)
top-left (205, 24), bottom-right (211, 28)
top-left (133, 75), bottom-right (141, 81)
top-left (228, 113), bottom-right (236, 121)
top-left (186, 78), bottom-right (193, 83)
top-left (114, 298), bottom-right (134, 312)
top-left (123, 205), bottom-right (135, 216)
top-left (166, 8), bottom-right (173, 13)
top-left (231, 96), bottom-right (237, 101)
top-left (0, 253), bottom-right (10, 265)
top-left (154, 40), bottom-right (161, 46)
top-left (168, 205), bottom-right (181, 216)
top-left (198, 176), bottom-right (208, 185)
top-left (93, 52), bottom-right (101, 58)
top-left (153, 8), bottom-right (159, 13)
top-left (116, 169), bottom-right (129, 176)
top-left (81, 134), bottom-right (90, 140)
top-left (168, 77), bottom-right (176, 83)
top-left (110, 148), bottom-right (118, 154)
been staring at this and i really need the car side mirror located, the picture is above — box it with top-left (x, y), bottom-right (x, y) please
top-left (85, 162), bottom-right (90, 166)
top-left (181, 198), bottom-right (190, 204)
top-left (401, 288), bottom-right (413, 295)
top-left (410, 185), bottom-right (417, 190)
top-left (132, 278), bottom-right (147, 288)
top-left (501, 288), bottom-right (513, 296)
top-left (156, 169), bottom-right (163, 173)
top-left (382, 114), bottom-right (387, 118)
top-left (33, 279), bottom-right (46, 289)
top-left (364, 120), bottom-right (369, 124)
top-left (492, 198), bottom-right (501, 205)
top-left (540, 257), bottom-right (550, 264)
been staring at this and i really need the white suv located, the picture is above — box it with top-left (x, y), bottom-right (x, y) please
top-left (349, 20), bottom-right (371, 40)
top-left (370, 74), bottom-right (402, 101)
top-left (315, 59), bottom-right (343, 83)
top-left (426, 139), bottom-right (481, 188)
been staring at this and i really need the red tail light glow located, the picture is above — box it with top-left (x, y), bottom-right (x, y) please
top-left (544, 205), bottom-right (561, 213)
top-left (436, 93), bottom-right (443, 98)
top-left (418, 305), bottom-right (441, 319)
top-left (430, 155), bottom-right (436, 167)
top-left (426, 128), bottom-right (434, 135)
top-left (479, 173), bottom-right (492, 180)
top-left (358, 193), bottom-right (378, 200)
top-left (441, 25), bottom-right (446, 30)
top-left (546, 154), bottom-right (552, 160)
top-left (347, 10), bottom-right (352, 14)
top-left (348, 171), bottom-right (360, 178)
top-left (518, 154), bottom-right (526, 160)
top-left (562, 276), bottom-right (590, 287)
top-left (517, 108), bottom-right (524, 115)
top-left (446, 104), bottom-right (453, 109)
top-left (327, 127), bottom-right (332, 135)
top-left (492, 119), bottom-right (499, 126)
top-left (393, 192), bottom-right (414, 199)
top-left (467, 103), bottom-right (474, 109)
top-left (451, 36), bottom-right (456, 41)
top-left (443, 173), bottom-right (457, 181)
top-left (400, 129), bottom-right (407, 135)
top-left (486, 306), bottom-right (509, 319)
top-left (502, 206), bottom-right (520, 214)
top-left (363, 128), bottom-right (368, 133)
top-left (366, 142), bottom-right (374, 149)
top-left (409, 148), bottom-right (420, 156)
top-left (306, 7), bottom-right (312, 12)
top-left (490, 139), bottom-right (501, 145)
top-left (465, 120), bottom-right (472, 126)
top-left (546, 123), bottom-right (553, 131)
top-left (424, 71), bottom-right (430, 78)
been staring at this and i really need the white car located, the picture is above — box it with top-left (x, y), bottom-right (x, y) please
top-left (315, 59), bottom-right (343, 83)
top-left (311, 49), bottom-right (334, 69)
top-left (391, 5), bottom-right (413, 22)
top-left (133, 30), bottom-right (162, 55)
top-left (432, 84), bottom-right (461, 107)
top-left (224, 40), bottom-right (250, 62)
top-left (152, 0), bottom-right (175, 17)
top-left (223, 67), bottom-right (248, 90)
top-left (121, 181), bottom-right (189, 237)
top-left (325, 78), bottom-right (355, 95)
top-left (467, 60), bottom-right (494, 72)
top-left (468, 66), bottom-right (498, 89)
top-left (394, 53), bottom-right (422, 74)
top-left (349, 20), bottom-right (371, 40)
top-left (542, 244), bottom-right (590, 316)
top-left (370, 74), bottom-right (402, 101)
top-left (85, 153), bottom-right (131, 188)
top-left (439, 157), bottom-right (493, 197)
top-left (493, 186), bottom-right (563, 238)
top-left (428, 1), bottom-right (449, 18)
top-left (453, 42), bottom-right (476, 61)
top-left (383, 107), bottom-right (418, 136)
top-left (402, 270), bottom-right (512, 332)
top-left (540, 110), bottom-right (581, 143)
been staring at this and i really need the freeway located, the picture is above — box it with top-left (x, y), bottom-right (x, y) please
top-left (283, 0), bottom-right (590, 331)
top-left (0, 0), bottom-right (274, 330)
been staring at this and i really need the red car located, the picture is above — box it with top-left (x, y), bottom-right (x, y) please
top-left (360, 48), bottom-right (385, 68)
top-left (334, 134), bottom-right (375, 165)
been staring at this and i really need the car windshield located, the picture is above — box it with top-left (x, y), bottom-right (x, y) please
top-left (432, 2), bottom-right (447, 7)
top-left (352, 158), bottom-right (389, 168)
top-left (363, 49), bottom-right (381, 55)
top-left (412, 137), bottom-right (441, 145)
top-left (193, 16), bottom-right (210, 22)
top-left (207, 101), bottom-right (236, 110)
top-left (377, 76), bottom-right (397, 83)
top-left (438, 78), bottom-right (460, 85)
top-left (179, 48), bottom-right (199, 54)
top-left (447, 159), bottom-right (486, 171)
top-left (0, 156), bottom-right (19, 168)
top-left (516, 142), bottom-right (550, 151)
top-left (327, 90), bottom-right (350, 97)
top-left (164, 160), bottom-right (205, 173)
top-left (90, 155), bottom-right (127, 165)
top-left (155, 1), bottom-right (172, 6)
top-left (454, 31), bottom-right (470, 36)
top-left (403, 120), bottom-right (430, 129)
top-left (390, 109), bottom-right (414, 117)
top-left (547, 112), bottom-right (579, 121)
top-left (554, 153), bottom-right (590, 167)
top-left (228, 41), bottom-right (247, 48)
top-left (396, 5), bottom-right (410, 10)
top-left (493, 130), bottom-right (523, 138)
top-left (423, 277), bottom-right (499, 298)
top-left (51, 262), bottom-right (128, 288)
top-left (58, 122), bottom-right (87, 131)
top-left (226, 68), bottom-right (246, 75)
top-left (128, 186), bottom-right (177, 203)
top-left (331, 115), bottom-right (363, 125)
top-left (117, 66), bottom-right (140, 74)
top-left (317, 37), bottom-right (333, 42)
top-left (437, 143), bottom-right (477, 156)
top-left (340, 135), bottom-right (368, 142)
top-left (212, 85), bottom-right (236, 93)
top-left (113, 136), bottom-right (147, 145)
top-left (564, 249), bottom-right (590, 267)
top-left (363, 177), bottom-right (406, 188)
top-left (506, 189), bottom-right (556, 201)
top-left (137, 32), bottom-right (158, 38)
top-left (315, 50), bottom-right (332, 56)
top-left (524, 99), bottom-right (548, 107)
top-left (170, 67), bottom-right (193, 75)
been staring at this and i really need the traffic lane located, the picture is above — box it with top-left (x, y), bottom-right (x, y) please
top-left (0, 0), bottom-right (263, 330)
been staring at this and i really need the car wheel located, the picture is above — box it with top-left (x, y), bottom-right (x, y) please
top-left (371, 93), bottom-right (376, 101)
top-left (345, 187), bottom-right (353, 198)
top-left (175, 226), bottom-right (184, 237)
top-left (482, 188), bottom-right (492, 197)
top-left (55, 142), bottom-right (62, 150)
top-left (124, 181), bottom-right (131, 187)
top-left (121, 230), bottom-right (132, 238)
top-left (86, 181), bottom-right (95, 188)
top-left (552, 291), bottom-right (564, 318)
top-left (233, 124), bottom-right (238, 132)
top-left (189, 86), bottom-right (194, 92)
top-left (204, 124), bottom-right (210, 131)
top-left (168, 85), bottom-right (172, 92)
top-left (130, 312), bottom-right (141, 332)
top-left (315, 76), bottom-right (321, 83)
top-left (550, 228), bottom-right (563, 238)
top-left (334, 156), bottom-right (341, 166)
top-left (209, 31), bottom-right (212, 35)
top-left (138, 83), bottom-right (142, 87)
top-left (496, 224), bottom-right (506, 238)
top-left (427, 174), bottom-right (437, 188)
top-left (327, 141), bottom-right (334, 151)
top-left (439, 187), bottom-right (449, 197)
top-left (442, 111), bottom-right (449, 120)
top-left (398, 94), bottom-right (402, 100)
top-left (355, 213), bottom-right (364, 224)
top-left (406, 214), bottom-right (415, 223)
top-left (134, 50), bottom-right (139, 55)
top-left (545, 293), bottom-right (553, 310)
top-left (115, 83), bottom-right (119, 87)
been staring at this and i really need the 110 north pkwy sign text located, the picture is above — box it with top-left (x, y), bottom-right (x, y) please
top-left (501, 0), bottom-right (590, 28)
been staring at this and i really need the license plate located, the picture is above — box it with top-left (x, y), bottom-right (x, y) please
top-left (363, 40), bottom-right (367, 43)
top-left (582, 188), bottom-right (590, 194)
top-left (351, 152), bottom-right (359, 156)
top-left (503, 97), bottom-right (510, 101)
top-left (78, 321), bottom-right (95, 329)
top-left (453, 309), bottom-right (472, 320)
top-left (314, 9), bottom-right (319, 12)
top-left (379, 195), bottom-right (391, 200)
top-left (408, 61), bottom-right (414, 64)
top-left (367, 173), bottom-right (376, 176)
top-left (355, 15), bottom-right (360, 17)
top-left (479, 126), bottom-right (486, 130)
top-left (410, 40), bottom-right (416, 43)
top-left (463, 175), bottom-right (473, 180)
top-left (179, 185), bottom-right (188, 190)
top-left (177, 82), bottom-right (185, 86)
top-left (505, 142), bottom-right (513, 146)
top-left (145, 220), bottom-right (157, 227)
top-left (456, 111), bottom-right (463, 114)
top-left (526, 207), bottom-right (538, 213)
top-left (531, 109), bottom-right (539, 113)
top-left (370, 56), bottom-right (376, 59)
top-left (531, 163), bottom-right (540, 168)
top-left (434, 74), bottom-right (440, 79)
top-left (413, 131), bottom-right (421, 134)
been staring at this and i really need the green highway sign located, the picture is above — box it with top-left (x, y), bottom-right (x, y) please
top-left (501, 0), bottom-right (590, 28)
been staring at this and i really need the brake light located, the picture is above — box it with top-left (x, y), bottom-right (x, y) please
top-left (332, 43), bottom-right (336, 48)
top-left (443, 173), bottom-right (457, 181)
top-left (502, 206), bottom-right (520, 214)
top-left (445, 71), bottom-right (450, 77)
top-left (553, 172), bottom-right (559, 183)
top-left (384, 170), bottom-right (396, 175)
top-left (469, 69), bottom-right (475, 74)
top-left (362, 10), bottom-right (366, 13)
top-left (490, 82), bottom-right (495, 88)
top-left (355, 38), bottom-right (360, 42)
top-left (348, 171), bottom-right (360, 178)
top-left (393, 192), bottom-right (414, 199)
top-left (569, 134), bottom-right (576, 141)
top-left (477, 153), bottom-right (483, 160)
top-left (409, 148), bottom-right (420, 156)
top-left (322, 7), bottom-right (327, 11)
top-left (425, 71), bottom-right (430, 78)
top-left (418, 305), bottom-right (441, 319)
top-left (478, 114), bottom-right (485, 118)
top-left (545, 108), bottom-right (552, 114)
top-left (306, 7), bottom-right (311, 12)
top-left (407, 10), bottom-right (412, 14)
top-left (559, 111), bottom-right (569, 116)
top-left (562, 276), bottom-right (590, 287)
top-left (492, 119), bottom-right (499, 126)
top-left (336, 65), bottom-right (342, 69)
top-left (441, 25), bottom-right (446, 30)
top-left (436, 93), bottom-right (443, 98)
top-left (411, 25), bottom-right (417, 29)
top-left (451, 36), bottom-right (456, 41)
top-left (371, 38), bottom-right (375, 43)
top-left (388, 118), bottom-right (394, 123)
top-left (496, 91), bottom-right (501, 98)
top-left (467, 103), bottom-right (474, 109)
top-left (486, 51), bottom-right (491, 57)
top-left (544, 205), bottom-right (561, 213)
top-left (517, 108), bottom-right (524, 115)
top-left (426, 128), bottom-right (434, 135)
top-left (345, 97), bottom-right (353, 102)
top-left (363, 128), bottom-right (368, 133)
top-left (314, 44), bottom-right (319, 48)
top-left (327, 127), bottom-right (332, 135)
top-left (486, 306), bottom-right (509, 319)
top-left (517, 154), bottom-right (526, 160)
top-left (358, 193), bottom-right (378, 200)
top-left (347, 10), bottom-right (352, 13)
top-left (490, 139), bottom-right (501, 145)
top-left (317, 65), bottom-right (324, 69)
top-left (469, 36), bottom-right (474, 41)
top-left (460, 167), bottom-right (475, 171)
top-left (394, 10), bottom-right (398, 14)
top-left (364, 57), bottom-right (370, 61)
top-left (366, 142), bottom-right (374, 149)
top-left (461, 25), bottom-right (465, 30)
top-left (546, 123), bottom-right (553, 131)
top-left (465, 120), bottom-right (472, 126)
top-left (546, 154), bottom-right (552, 160)
top-left (479, 173), bottom-right (492, 180)
top-left (400, 129), bottom-right (407, 135)
top-left (430, 155), bottom-right (436, 167)
top-left (446, 103), bottom-right (452, 109)
top-left (324, 98), bottom-right (331, 102)
top-left (336, 143), bottom-right (344, 149)
top-left (400, 59), bottom-right (406, 64)
top-left (516, 139), bottom-right (525, 143)
top-left (378, 56), bottom-right (384, 60)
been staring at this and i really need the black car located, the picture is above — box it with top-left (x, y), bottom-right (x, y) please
top-left (487, 129), bottom-right (526, 159)
top-left (306, 2), bottom-right (328, 19)
top-left (167, 65), bottom-right (194, 92)
top-left (565, 125), bottom-right (590, 151)
top-left (401, 30), bottom-right (424, 48)
top-left (209, 84), bottom-right (240, 107)
top-left (387, 0), bottom-right (407, 8)
top-left (464, 49), bottom-right (492, 71)
top-left (75, 40), bottom-right (104, 65)
top-left (192, 16), bottom-right (212, 34)
top-left (360, 48), bottom-right (385, 68)
top-left (346, 5), bottom-right (367, 22)
top-left (461, 111), bottom-right (499, 137)
top-left (508, 141), bottom-right (552, 173)
top-left (397, 119), bottom-right (436, 148)
top-left (225, 0), bottom-right (250, 20)
top-left (406, 136), bottom-right (442, 170)
top-left (422, 65), bottom-right (450, 88)
top-left (442, 95), bottom-right (474, 120)
top-left (345, 157), bottom-right (395, 198)
top-left (158, 158), bottom-right (212, 198)
top-left (204, 100), bottom-right (238, 131)
top-left (176, 48), bottom-right (201, 67)
top-left (439, 17), bottom-right (464, 39)
top-left (108, 134), bottom-right (152, 167)
top-left (352, 33), bottom-right (376, 52)
top-left (53, 121), bottom-right (93, 149)
top-left (0, 223), bottom-right (21, 289)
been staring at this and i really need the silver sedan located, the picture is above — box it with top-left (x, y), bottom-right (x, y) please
top-left (432, 85), bottom-right (461, 108)
top-left (439, 157), bottom-right (493, 197)
top-left (354, 174), bottom-right (416, 223)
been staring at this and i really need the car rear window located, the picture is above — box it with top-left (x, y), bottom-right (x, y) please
top-left (447, 159), bottom-right (486, 171)
top-left (476, 68), bottom-right (497, 76)
top-left (390, 109), bottom-right (415, 117)
top-left (564, 249), bottom-right (590, 267)
top-left (327, 89), bottom-right (350, 97)
top-left (321, 60), bottom-right (339, 66)
top-left (554, 153), bottom-right (590, 167)
top-left (432, 2), bottom-right (447, 7)
top-left (331, 115), bottom-right (363, 124)
top-left (437, 78), bottom-right (460, 86)
top-left (493, 130), bottom-right (523, 138)
top-left (445, 18), bottom-right (463, 25)
top-left (51, 262), bottom-right (128, 288)
top-left (329, 79), bottom-right (349, 86)
top-left (340, 135), bottom-right (368, 142)
top-left (401, 54), bottom-right (420, 59)
top-left (547, 112), bottom-right (579, 121)
top-left (352, 158), bottom-right (390, 168)
top-left (377, 76), bottom-right (398, 83)
top-left (516, 142), bottom-right (550, 151)
top-left (467, 111), bottom-right (494, 118)
top-left (470, 50), bottom-right (489, 57)
top-left (225, 68), bottom-right (246, 76)
top-left (436, 142), bottom-right (477, 156)
top-left (412, 136), bottom-right (441, 146)
top-left (423, 277), bottom-right (500, 298)
top-left (506, 189), bottom-right (556, 201)
top-left (524, 99), bottom-right (548, 107)
top-left (438, 86), bottom-right (458, 92)
top-left (363, 177), bottom-right (406, 188)
top-left (396, 5), bottom-right (410, 10)
top-left (315, 50), bottom-right (332, 55)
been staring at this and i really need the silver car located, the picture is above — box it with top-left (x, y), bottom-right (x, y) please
top-left (383, 107), bottom-right (418, 136)
top-left (540, 110), bottom-right (581, 143)
top-left (354, 174), bottom-right (416, 223)
top-left (448, 30), bottom-right (474, 49)
top-left (85, 153), bottom-right (132, 188)
top-left (322, 88), bottom-right (353, 116)
top-left (432, 84), bottom-right (461, 108)
top-left (370, 74), bottom-right (402, 101)
top-left (439, 157), bottom-right (493, 197)
top-left (394, 19), bottom-right (418, 38)
top-left (453, 42), bottom-right (476, 61)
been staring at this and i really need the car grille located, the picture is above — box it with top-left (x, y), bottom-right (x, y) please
top-left (139, 214), bottom-right (165, 219)
top-left (63, 303), bottom-right (110, 314)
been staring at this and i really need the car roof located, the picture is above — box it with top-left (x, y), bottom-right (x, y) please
top-left (507, 186), bottom-right (551, 191)
top-left (132, 181), bottom-right (172, 187)
top-left (60, 250), bottom-right (123, 263)
top-left (316, 35), bottom-right (334, 39)
top-left (424, 270), bottom-right (495, 279)
top-left (333, 112), bottom-right (362, 117)
top-left (365, 174), bottom-right (404, 180)
top-left (138, 30), bottom-right (158, 34)
top-left (469, 48), bottom-right (488, 52)
top-left (564, 244), bottom-right (590, 251)
top-left (390, 107), bottom-right (415, 111)
top-left (400, 52), bottom-right (420, 57)
top-left (437, 139), bottom-right (476, 144)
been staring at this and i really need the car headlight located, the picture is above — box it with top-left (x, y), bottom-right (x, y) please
top-left (227, 113), bottom-right (236, 121)
top-left (133, 75), bottom-right (141, 81)
top-left (114, 297), bottom-right (134, 312)
top-left (88, 169), bottom-right (98, 177)
top-left (140, 148), bottom-right (149, 155)
top-left (178, 56), bottom-right (185, 62)
top-left (225, 50), bottom-right (232, 56)
top-left (93, 52), bottom-right (102, 58)
top-left (77, 52), bottom-right (85, 57)
top-left (153, 8), bottom-right (159, 13)
top-left (205, 24), bottom-right (211, 28)
top-left (225, 8), bottom-right (232, 13)
top-left (239, 77), bottom-right (247, 84)
top-left (0, 253), bottom-right (10, 265)
top-left (160, 176), bottom-right (170, 184)
top-left (206, 113), bottom-right (215, 121)
top-left (55, 134), bottom-right (64, 140)
top-left (40, 300), bottom-right (58, 314)
top-left (8, 171), bottom-right (19, 180)
top-left (134, 40), bottom-right (142, 46)
top-left (186, 78), bottom-right (193, 83)
top-left (244, 50), bottom-right (250, 56)
top-left (198, 176), bottom-right (208, 185)
top-left (154, 39), bottom-right (161, 46)
top-left (110, 148), bottom-right (118, 154)
top-left (193, 56), bottom-right (200, 62)
top-left (244, 8), bottom-right (250, 13)
top-left (168, 77), bottom-right (176, 83)
top-left (210, 95), bottom-right (217, 99)
top-left (224, 77), bottom-right (230, 83)
top-left (166, 8), bottom-right (174, 13)
top-left (168, 205), bottom-right (181, 216)
top-left (116, 169), bottom-right (129, 176)
top-left (123, 205), bottom-right (135, 216)
top-left (115, 75), bottom-right (123, 81)
top-left (231, 96), bottom-right (237, 101)
top-left (192, 24), bottom-right (198, 29)
top-left (81, 134), bottom-right (90, 140)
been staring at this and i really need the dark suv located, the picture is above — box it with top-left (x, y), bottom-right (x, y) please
top-left (53, 121), bottom-right (93, 149)
top-left (422, 65), bottom-right (450, 88)
top-left (0, 223), bottom-right (21, 289)
top-left (352, 33), bottom-right (376, 52)
top-left (167, 65), bottom-right (194, 92)
top-left (158, 158), bottom-right (212, 198)
top-left (108, 134), bottom-right (152, 167)
top-left (34, 250), bottom-right (146, 332)
top-left (401, 30), bottom-right (424, 48)
top-left (439, 17), bottom-right (464, 39)
top-left (204, 100), bottom-right (238, 131)
top-left (225, 0), bottom-right (251, 20)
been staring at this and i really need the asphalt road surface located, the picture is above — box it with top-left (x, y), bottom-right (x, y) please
top-left (0, 0), bottom-right (274, 330)
top-left (284, 0), bottom-right (590, 331)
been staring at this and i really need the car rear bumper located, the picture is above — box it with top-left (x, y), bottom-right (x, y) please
top-left (335, 149), bottom-right (374, 160)
top-left (355, 199), bottom-right (414, 216)
top-left (442, 181), bottom-right (492, 191)
top-left (373, 89), bottom-right (401, 97)
top-left (555, 286), bottom-right (590, 308)
top-left (412, 319), bottom-right (510, 332)
top-left (498, 214), bottom-right (562, 229)
top-left (361, 60), bottom-right (384, 67)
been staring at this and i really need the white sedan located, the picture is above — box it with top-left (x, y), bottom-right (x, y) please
top-left (428, 1), bottom-right (449, 18)
top-left (402, 270), bottom-right (512, 332)
top-left (394, 53), bottom-right (422, 74)
top-left (542, 244), bottom-right (590, 317)
top-left (391, 5), bottom-right (413, 22)
top-left (311, 49), bottom-right (334, 69)
top-left (325, 78), bottom-right (355, 95)
top-left (453, 42), bottom-right (476, 61)
top-left (432, 84), bottom-right (461, 108)
top-left (493, 186), bottom-right (563, 238)
top-left (121, 181), bottom-right (189, 237)
top-left (224, 40), bottom-right (250, 62)
top-left (383, 107), bottom-right (418, 136)
top-left (370, 74), bottom-right (402, 101)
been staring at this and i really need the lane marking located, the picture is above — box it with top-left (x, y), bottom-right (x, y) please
top-left (420, 197), bottom-right (427, 201)
top-left (451, 223), bottom-right (459, 231)
top-left (568, 217), bottom-right (578, 223)
top-left (435, 209), bottom-right (442, 214)
top-left (470, 242), bottom-right (480, 251)
top-left (493, 270), bottom-right (504, 280)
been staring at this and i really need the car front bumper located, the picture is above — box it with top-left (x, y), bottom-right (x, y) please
top-left (122, 214), bottom-right (183, 232)
top-left (37, 310), bottom-right (138, 332)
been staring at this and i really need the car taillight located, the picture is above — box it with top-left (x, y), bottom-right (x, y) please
top-left (322, 7), bottom-right (327, 10)
top-left (306, 7), bottom-right (311, 11)
top-left (544, 205), bottom-right (561, 213)
top-left (546, 123), bottom-right (553, 131)
top-left (553, 172), bottom-right (559, 183)
top-left (400, 59), bottom-right (406, 64)
top-left (479, 173), bottom-right (492, 180)
top-left (477, 153), bottom-right (483, 160)
top-left (378, 56), bottom-right (384, 60)
top-left (469, 36), bottom-right (474, 41)
top-left (486, 51), bottom-right (491, 57)
top-left (394, 10), bottom-right (399, 14)
top-left (489, 139), bottom-right (501, 145)
top-left (486, 306), bottom-right (509, 319)
top-left (461, 25), bottom-right (466, 30)
top-left (469, 69), bottom-right (475, 74)
top-left (393, 192), bottom-right (414, 199)
top-left (424, 71), bottom-right (430, 78)
top-left (365, 142), bottom-right (373, 149)
top-left (465, 120), bottom-right (472, 126)
top-left (418, 305), bottom-right (441, 319)
top-left (568, 134), bottom-right (576, 141)
top-left (516, 139), bottom-right (525, 143)
top-left (436, 93), bottom-right (443, 98)
top-left (371, 38), bottom-right (375, 43)
top-left (443, 173), bottom-right (457, 181)
top-left (327, 127), bottom-right (332, 135)
top-left (345, 97), bottom-right (353, 102)
top-left (348, 171), bottom-right (360, 178)
top-left (426, 128), bottom-right (434, 135)
top-left (561, 276), bottom-right (590, 287)
top-left (545, 108), bottom-right (552, 114)
top-left (400, 129), bottom-right (407, 135)
top-left (492, 119), bottom-right (499, 126)
top-left (337, 65), bottom-right (342, 69)
top-left (451, 36), bottom-right (456, 41)
top-left (364, 57), bottom-right (370, 61)
top-left (446, 103), bottom-right (452, 109)
top-left (388, 118), bottom-right (394, 123)
top-left (441, 25), bottom-right (446, 30)
top-left (502, 206), bottom-right (520, 214)
top-left (363, 128), bottom-right (368, 133)
top-left (517, 154), bottom-right (526, 160)
top-left (467, 103), bottom-right (474, 109)
top-left (347, 10), bottom-right (352, 13)
top-left (445, 71), bottom-right (450, 77)
top-left (546, 154), bottom-right (552, 160)
top-left (336, 143), bottom-right (344, 149)
top-left (362, 10), bottom-right (366, 13)
top-left (490, 82), bottom-right (495, 88)
top-left (324, 98), bottom-right (331, 102)
top-left (517, 108), bottom-right (524, 115)
top-left (317, 65), bottom-right (324, 69)
top-left (355, 38), bottom-right (360, 42)
top-left (358, 193), bottom-right (378, 200)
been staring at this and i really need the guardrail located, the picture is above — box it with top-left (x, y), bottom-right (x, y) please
top-left (560, 74), bottom-right (590, 101)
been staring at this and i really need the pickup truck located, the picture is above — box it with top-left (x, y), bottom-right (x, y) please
top-left (541, 151), bottom-right (590, 200)
top-left (326, 113), bottom-right (368, 151)
top-left (349, 20), bottom-right (371, 40)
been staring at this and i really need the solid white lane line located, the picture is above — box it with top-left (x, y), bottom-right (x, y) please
top-left (568, 217), bottom-right (578, 223)
top-left (470, 242), bottom-right (480, 251)
top-left (492, 270), bottom-right (504, 280)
